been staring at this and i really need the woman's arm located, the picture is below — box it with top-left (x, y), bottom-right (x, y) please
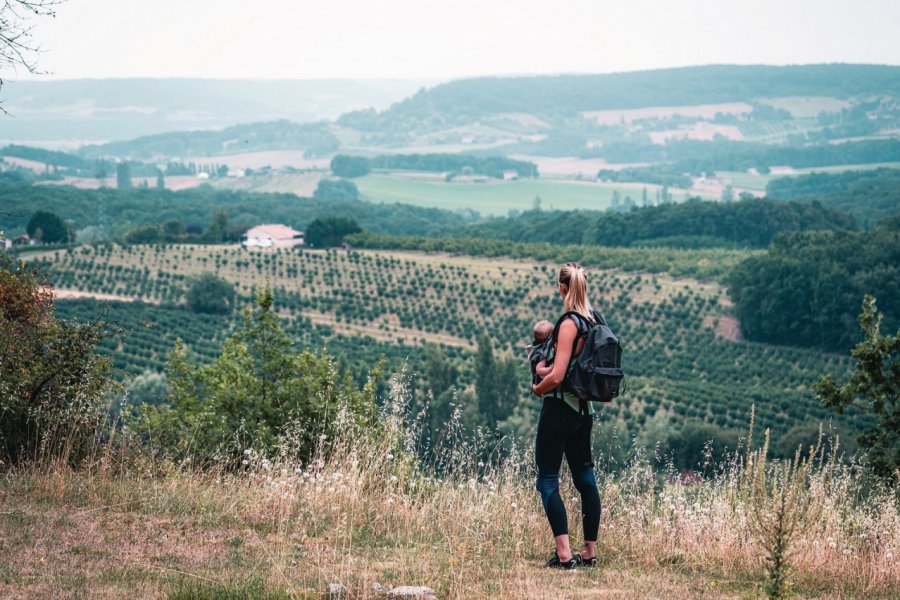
top-left (532, 320), bottom-right (577, 396)
top-left (535, 360), bottom-right (553, 377)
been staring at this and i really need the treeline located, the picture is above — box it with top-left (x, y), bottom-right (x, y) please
top-left (346, 231), bottom-right (752, 279)
top-left (0, 180), bottom-right (468, 240)
top-left (727, 216), bottom-right (900, 350)
top-left (597, 165), bottom-right (692, 189)
top-left (330, 153), bottom-right (538, 178)
top-left (338, 64), bottom-right (900, 129)
top-left (766, 168), bottom-right (900, 225)
top-left (459, 198), bottom-right (857, 249)
top-left (79, 120), bottom-right (340, 161)
top-left (601, 138), bottom-right (900, 172)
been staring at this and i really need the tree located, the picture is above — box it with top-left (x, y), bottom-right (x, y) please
top-left (305, 216), bottom-right (361, 248)
top-left (0, 252), bottom-right (118, 464)
top-left (186, 272), bottom-right (236, 315)
top-left (815, 295), bottom-right (900, 480)
top-left (0, 1), bottom-right (63, 101)
top-left (473, 335), bottom-right (519, 431)
top-left (132, 287), bottom-right (380, 464)
top-left (156, 169), bottom-right (165, 189)
top-left (205, 210), bottom-right (228, 243)
top-left (116, 162), bottom-right (132, 189)
top-left (314, 178), bottom-right (359, 201)
top-left (721, 184), bottom-right (735, 202)
top-left (26, 209), bottom-right (67, 243)
top-left (330, 155), bottom-right (371, 178)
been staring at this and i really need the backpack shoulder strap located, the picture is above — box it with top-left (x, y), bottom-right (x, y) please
top-left (551, 311), bottom-right (591, 342)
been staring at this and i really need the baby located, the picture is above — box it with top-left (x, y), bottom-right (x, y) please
top-left (527, 319), bottom-right (555, 384)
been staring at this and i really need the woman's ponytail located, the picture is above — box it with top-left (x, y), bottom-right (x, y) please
top-left (559, 262), bottom-right (593, 317)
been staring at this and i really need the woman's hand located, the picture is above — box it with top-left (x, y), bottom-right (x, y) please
top-left (535, 360), bottom-right (552, 378)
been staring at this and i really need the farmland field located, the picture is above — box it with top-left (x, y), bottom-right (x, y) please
top-left (581, 102), bottom-right (754, 125)
top-left (756, 95), bottom-right (852, 119)
top-left (30, 243), bottom-right (860, 442)
top-left (355, 173), bottom-right (710, 215)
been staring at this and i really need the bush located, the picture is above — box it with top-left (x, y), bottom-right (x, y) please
top-left (132, 288), bottom-right (381, 465)
top-left (0, 254), bottom-right (118, 465)
top-left (186, 272), bottom-right (236, 315)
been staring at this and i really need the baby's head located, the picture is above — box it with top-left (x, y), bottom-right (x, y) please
top-left (533, 320), bottom-right (554, 344)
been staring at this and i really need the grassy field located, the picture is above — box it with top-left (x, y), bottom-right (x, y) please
top-left (355, 173), bottom-right (706, 216)
top-left (2, 398), bottom-right (897, 600)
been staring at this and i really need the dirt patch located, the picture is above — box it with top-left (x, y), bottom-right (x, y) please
top-left (714, 315), bottom-right (742, 342)
top-left (53, 289), bottom-right (159, 304)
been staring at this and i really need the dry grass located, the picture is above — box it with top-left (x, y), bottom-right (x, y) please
top-left (2, 383), bottom-right (898, 599)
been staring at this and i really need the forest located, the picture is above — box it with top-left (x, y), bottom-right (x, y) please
top-left (459, 198), bottom-right (858, 248)
top-left (727, 215), bottom-right (900, 350)
top-left (766, 167), bottom-right (900, 224)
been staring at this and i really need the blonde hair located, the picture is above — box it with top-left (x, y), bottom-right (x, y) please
top-left (558, 262), bottom-right (593, 317)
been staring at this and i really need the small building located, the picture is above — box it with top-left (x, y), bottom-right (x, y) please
top-left (242, 224), bottom-right (304, 248)
top-left (0, 237), bottom-right (11, 251)
top-left (13, 234), bottom-right (34, 246)
top-left (501, 170), bottom-right (519, 181)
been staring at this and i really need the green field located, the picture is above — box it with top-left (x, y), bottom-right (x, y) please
top-left (355, 173), bottom-right (704, 216)
top-left (32, 243), bottom-right (859, 443)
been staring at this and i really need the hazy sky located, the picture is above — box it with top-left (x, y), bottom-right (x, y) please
top-left (14, 0), bottom-right (900, 80)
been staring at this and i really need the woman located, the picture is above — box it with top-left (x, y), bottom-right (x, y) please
top-left (531, 262), bottom-right (601, 570)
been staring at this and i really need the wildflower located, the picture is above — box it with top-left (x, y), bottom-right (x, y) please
top-left (390, 475), bottom-right (398, 482)
top-left (511, 502), bottom-right (518, 509)
top-left (319, 434), bottom-right (327, 441)
top-left (387, 453), bottom-right (394, 460)
top-left (478, 461), bottom-right (484, 467)
top-left (242, 460), bottom-right (249, 465)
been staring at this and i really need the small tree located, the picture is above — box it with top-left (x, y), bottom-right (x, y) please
top-left (116, 162), bottom-right (132, 189)
top-left (815, 294), bottom-right (900, 480)
top-left (744, 429), bottom-right (821, 600)
top-left (186, 272), bottom-right (236, 315)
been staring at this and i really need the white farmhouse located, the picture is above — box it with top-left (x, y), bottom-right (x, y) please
top-left (242, 224), bottom-right (304, 248)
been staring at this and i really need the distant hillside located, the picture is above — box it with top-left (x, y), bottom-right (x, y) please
top-left (0, 78), bottom-right (431, 145)
top-left (79, 120), bottom-right (340, 161)
top-left (340, 64), bottom-right (900, 131)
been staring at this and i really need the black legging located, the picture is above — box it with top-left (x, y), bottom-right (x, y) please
top-left (535, 396), bottom-right (601, 540)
